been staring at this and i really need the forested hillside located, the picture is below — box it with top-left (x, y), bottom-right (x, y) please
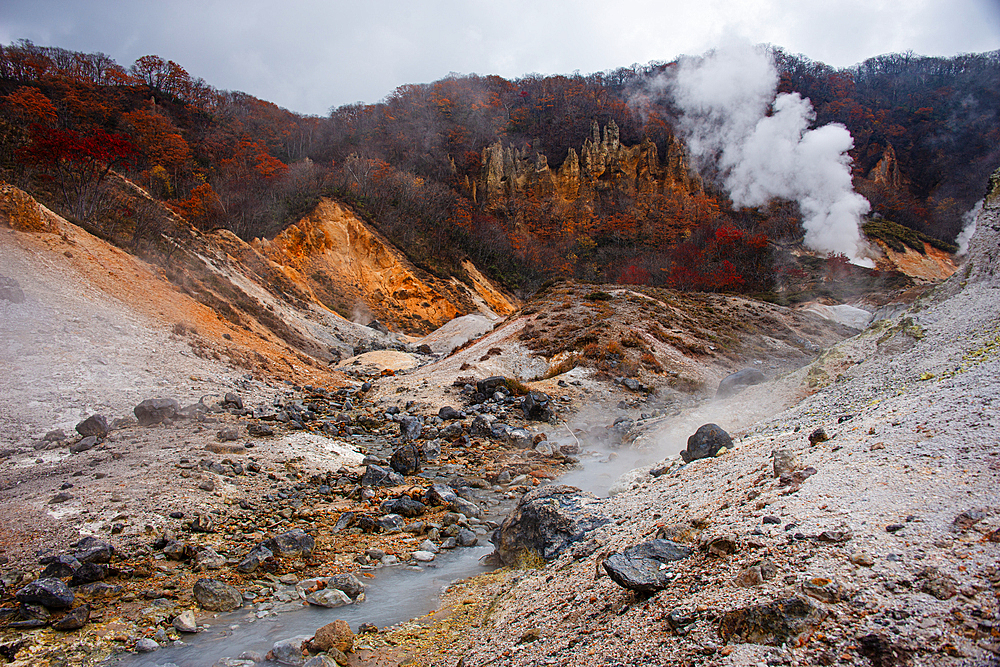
top-left (1, 40), bottom-right (996, 294)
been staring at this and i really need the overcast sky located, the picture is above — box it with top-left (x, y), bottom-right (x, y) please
top-left (2, 0), bottom-right (998, 117)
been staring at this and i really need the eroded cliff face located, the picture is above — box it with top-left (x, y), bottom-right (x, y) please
top-left (873, 242), bottom-right (958, 281)
top-left (475, 121), bottom-right (705, 242)
top-left (251, 199), bottom-right (516, 333)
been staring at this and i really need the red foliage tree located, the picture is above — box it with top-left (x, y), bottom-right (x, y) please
top-left (17, 124), bottom-right (135, 221)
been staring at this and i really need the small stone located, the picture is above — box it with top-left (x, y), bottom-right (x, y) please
top-left (808, 427), bottom-right (828, 444)
top-left (771, 449), bottom-right (797, 478)
top-left (172, 609), bottom-right (199, 633)
top-left (216, 426), bottom-right (240, 442)
top-left (886, 523), bottom-right (905, 533)
top-left (704, 534), bottom-right (739, 556)
top-left (850, 552), bottom-right (875, 567)
top-left (412, 550), bottom-right (435, 562)
top-left (69, 436), bottom-right (99, 454)
top-left (269, 635), bottom-right (311, 666)
top-left (305, 588), bottom-right (351, 608)
top-left (52, 604), bottom-right (90, 631)
top-left (134, 638), bottom-right (160, 652)
top-left (735, 566), bottom-right (765, 587)
top-left (801, 577), bottom-right (843, 602)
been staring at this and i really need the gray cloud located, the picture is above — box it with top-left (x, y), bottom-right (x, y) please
top-left (1, 0), bottom-right (997, 116)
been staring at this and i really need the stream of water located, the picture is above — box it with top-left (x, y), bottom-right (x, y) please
top-left (112, 436), bottom-right (643, 666)
top-left (115, 545), bottom-right (494, 667)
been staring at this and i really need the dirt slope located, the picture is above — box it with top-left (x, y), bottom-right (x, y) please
top-left (374, 173), bottom-right (1000, 667)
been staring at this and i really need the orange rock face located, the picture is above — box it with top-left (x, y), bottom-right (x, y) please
top-left (876, 241), bottom-right (958, 281)
top-left (252, 199), bottom-right (516, 334)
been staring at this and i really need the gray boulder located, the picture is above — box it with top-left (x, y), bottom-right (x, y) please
top-left (389, 443), bottom-right (421, 475)
top-left (73, 537), bottom-right (113, 564)
top-left (327, 572), bottom-right (365, 599)
top-left (398, 415), bottom-right (423, 441)
top-left (264, 529), bottom-right (315, 558)
top-left (236, 545), bottom-right (273, 574)
top-left (134, 398), bottom-right (180, 426)
top-left (0, 275), bottom-right (25, 304)
top-left (681, 423), bottom-right (733, 463)
top-left (492, 485), bottom-right (608, 565)
top-left (603, 540), bottom-right (692, 592)
top-left (521, 392), bottom-right (553, 421)
top-left (16, 578), bottom-right (75, 608)
top-left (438, 406), bottom-right (463, 420)
top-left (716, 368), bottom-right (766, 398)
top-left (192, 578), bottom-right (242, 611)
top-left (75, 415), bottom-right (109, 438)
top-left (69, 436), bottom-right (98, 454)
top-left (719, 596), bottom-right (828, 646)
top-left (361, 464), bottom-right (404, 488)
top-left (380, 496), bottom-right (426, 517)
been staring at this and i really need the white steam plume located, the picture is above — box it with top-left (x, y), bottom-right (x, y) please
top-left (670, 41), bottom-right (873, 266)
top-left (956, 200), bottom-right (983, 256)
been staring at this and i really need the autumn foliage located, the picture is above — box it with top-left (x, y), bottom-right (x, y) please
top-left (0, 38), bottom-right (996, 296)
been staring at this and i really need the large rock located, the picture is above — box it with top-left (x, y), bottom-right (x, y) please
top-left (16, 578), bottom-right (75, 609)
top-left (603, 540), bottom-right (693, 592)
top-left (311, 619), bottom-right (354, 653)
top-left (360, 464), bottom-right (404, 487)
top-left (305, 588), bottom-right (351, 608)
top-left (521, 392), bottom-right (553, 421)
top-left (134, 398), bottom-right (180, 426)
top-left (192, 578), bottom-right (242, 611)
top-left (327, 573), bottom-right (365, 600)
top-left (380, 496), bottom-right (426, 518)
top-left (681, 424), bottom-right (733, 463)
top-left (389, 443), bottom-right (421, 475)
top-left (269, 635), bottom-right (311, 666)
top-left (75, 415), bottom-right (109, 438)
top-left (264, 529), bottom-right (315, 558)
top-left (438, 406), bottom-right (464, 420)
top-left (716, 368), bottom-right (766, 398)
top-left (52, 603), bottom-right (90, 631)
top-left (424, 484), bottom-right (481, 518)
top-left (398, 415), bottom-right (423, 441)
top-left (718, 596), bottom-right (828, 646)
top-left (476, 376), bottom-right (507, 395)
top-left (492, 485), bottom-right (608, 565)
top-left (236, 545), bottom-right (272, 574)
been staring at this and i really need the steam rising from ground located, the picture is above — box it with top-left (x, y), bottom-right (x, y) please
top-left (956, 200), bottom-right (983, 256)
top-left (662, 41), bottom-right (873, 266)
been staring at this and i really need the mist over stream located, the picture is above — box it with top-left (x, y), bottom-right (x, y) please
top-left (113, 419), bottom-right (667, 667)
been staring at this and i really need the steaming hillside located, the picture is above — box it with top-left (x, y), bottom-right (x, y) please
top-left (357, 168), bottom-right (1000, 667)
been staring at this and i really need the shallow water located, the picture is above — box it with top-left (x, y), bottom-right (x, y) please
top-left (111, 434), bottom-right (644, 666)
top-left (114, 545), bottom-right (493, 667)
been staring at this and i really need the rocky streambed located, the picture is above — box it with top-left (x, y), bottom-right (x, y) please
top-left (0, 365), bottom-right (679, 666)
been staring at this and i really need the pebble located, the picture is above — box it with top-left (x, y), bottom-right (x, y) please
top-left (850, 552), bottom-right (875, 566)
